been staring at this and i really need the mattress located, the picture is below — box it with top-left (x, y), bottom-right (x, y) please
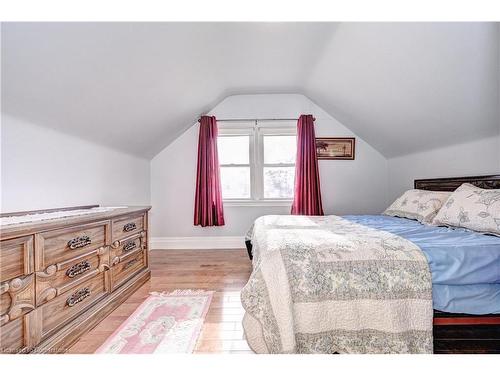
top-left (344, 215), bottom-right (500, 314)
top-left (432, 284), bottom-right (500, 314)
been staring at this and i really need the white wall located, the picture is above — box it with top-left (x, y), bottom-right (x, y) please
top-left (1, 115), bottom-right (151, 212)
top-left (150, 94), bottom-right (389, 241)
top-left (387, 136), bottom-right (500, 202)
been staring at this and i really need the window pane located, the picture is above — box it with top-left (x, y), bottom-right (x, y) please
top-left (220, 167), bottom-right (251, 199)
top-left (264, 167), bottom-right (295, 198)
top-left (218, 136), bottom-right (249, 165)
top-left (264, 135), bottom-right (296, 164)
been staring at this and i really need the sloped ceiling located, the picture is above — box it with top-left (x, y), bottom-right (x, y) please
top-left (2, 22), bottom-right (499, 159)
top-left (304, 23), bottom-right (500, 157)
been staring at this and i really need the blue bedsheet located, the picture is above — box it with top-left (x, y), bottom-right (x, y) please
top-left (343, 215), bottom-right (500, 314)
top-left (432, 284), bottom-right (500, 314)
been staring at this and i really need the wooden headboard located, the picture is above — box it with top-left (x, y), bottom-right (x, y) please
top-left (414, 174), bottom-right (500, 191)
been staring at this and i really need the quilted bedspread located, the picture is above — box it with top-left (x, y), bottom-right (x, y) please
top-left (241, 215), bottom-right (433, 353)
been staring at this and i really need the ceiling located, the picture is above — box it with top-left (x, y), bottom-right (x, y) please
top-left (304, 23), bottom-right (500, 157)
top-left (2, 22), bottom-right (499, 159)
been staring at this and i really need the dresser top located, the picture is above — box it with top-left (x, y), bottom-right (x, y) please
top-left (0, 205), bottom-right (151, 240)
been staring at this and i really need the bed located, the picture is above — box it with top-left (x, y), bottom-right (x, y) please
top-left (242, 175), bottom-right (500, 354)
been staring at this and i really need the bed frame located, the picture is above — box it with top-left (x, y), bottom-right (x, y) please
top-left (415, 174), bottom-right (500, 354)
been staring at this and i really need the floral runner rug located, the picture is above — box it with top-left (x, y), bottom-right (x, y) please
top-left (96, 290), bottom-right (214, 354)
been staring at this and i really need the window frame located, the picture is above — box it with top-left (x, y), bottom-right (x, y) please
top-left (218, 120), bottom-right (297, 206)
top-left (217, 127), bottom-right (253, 200)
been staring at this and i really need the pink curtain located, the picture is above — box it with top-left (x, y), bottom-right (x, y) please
top-left (194, 116), bottom-right (225, 226)
top-left (291, 114), bottom-right (324, 216)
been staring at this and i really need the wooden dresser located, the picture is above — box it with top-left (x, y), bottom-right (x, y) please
top-left (0, 205), bottom-right (151, 353)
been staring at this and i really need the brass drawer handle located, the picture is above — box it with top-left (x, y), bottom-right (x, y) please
top-left (123, 222), bottom-right (137, 232)
top-left (123, 241), bottom-right (137, 252)
top-left (123, 258), bottom-right (138, 270)
top-left (66, 287), bottom-right (91, 307)
top-left (68, 236), bottom-right (91, 250)
top-left (66, 260), bottom-right (91, 278)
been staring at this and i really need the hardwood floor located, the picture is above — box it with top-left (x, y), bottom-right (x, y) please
top-left (67, 249), bottom-right (253, 354)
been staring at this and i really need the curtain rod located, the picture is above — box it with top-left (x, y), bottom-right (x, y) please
top-left (197, 117), bottom-right (315, 123)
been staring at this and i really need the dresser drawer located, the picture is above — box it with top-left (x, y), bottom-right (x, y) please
top-left (111, 231), bottom-right (146, 264)
top-left (1, 274), bottom-right (35, 326)
top-left (35, 246), bottom-right (109, 306)
top-left (110, 249), bottom-right (147, 290)
top-left (112, 214), bottom-right (145, 241)
top-left (39, 271), bottom-right (109, 340)
top-left (0, 235), bottom-right (34, 282)
top-left (35, 221), bottom-right (109, 270)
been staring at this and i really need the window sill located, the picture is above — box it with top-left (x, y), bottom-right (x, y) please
top-left (223, 199), bottom-right (293, 207)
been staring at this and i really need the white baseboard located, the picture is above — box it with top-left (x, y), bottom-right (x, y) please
top-left (150, 236), bottom-right (246, 250)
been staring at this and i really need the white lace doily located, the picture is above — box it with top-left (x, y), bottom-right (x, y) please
top-left (1, 206), bottom-right (127, 226)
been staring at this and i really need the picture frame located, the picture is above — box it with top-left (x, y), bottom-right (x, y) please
top-left (316, 137), bottom-right (355, 160)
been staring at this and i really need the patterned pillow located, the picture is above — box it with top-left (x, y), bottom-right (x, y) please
top-left (383, 189), bottom-right (452, 224)
top-left (432, 183), bottom-right (500, 235)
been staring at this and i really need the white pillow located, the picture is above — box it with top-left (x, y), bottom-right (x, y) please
top-left (432, 183), bottom-right (500, 236)
top-left (384, 189), bottom-right (451, 224)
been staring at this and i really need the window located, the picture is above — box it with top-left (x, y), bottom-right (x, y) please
top-left (263, 135), bottom-right (296, 198)
top-left (218, 135), bottom-right (251, 199)
top-left (218, 121), bottom-right (296, 204)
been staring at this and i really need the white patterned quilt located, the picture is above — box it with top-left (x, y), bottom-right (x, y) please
top-left (241, 215), bottom-right (433, 354)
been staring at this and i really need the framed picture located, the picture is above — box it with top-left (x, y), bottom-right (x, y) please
top-left (316, 137), bottom-right (355, 160)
